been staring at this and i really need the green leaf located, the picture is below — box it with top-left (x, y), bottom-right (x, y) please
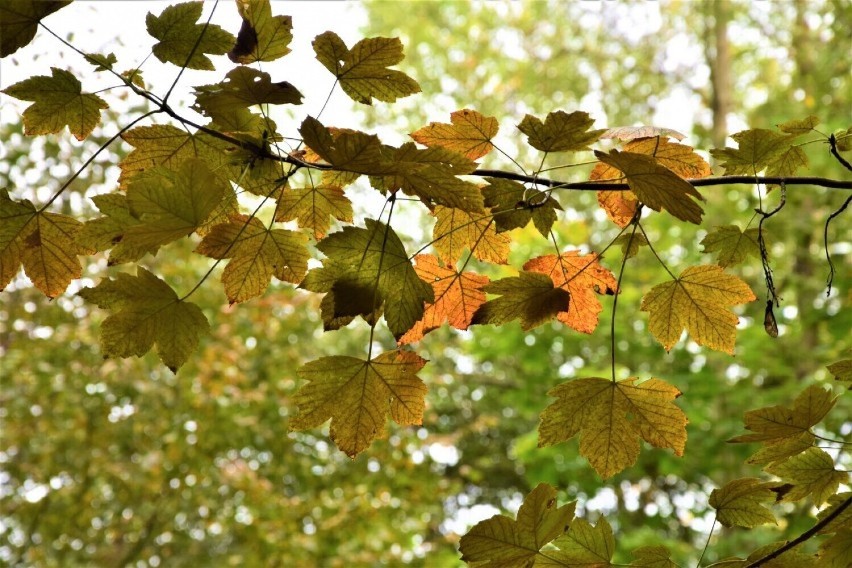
top-left (459, 483), bottom-right (575, 567)
top-left (76, 193), bottom-right (151, 265)
top-left (546, 518), bottom-right (615, 566)
top-left (433, 206), bottom-right (509, 265)
top-left (816, 492), bottom-right (852, 535)
top-left (614, 233), bottom-right (648, 260)
top-left (778, 115), bottom-right (819, 135)
top-left (483, 177), bottom-right (561, 236)
top-left (744, 432), bottom-right (815, 466)
top-left (290, 350), bottom-right (427, 457)
top-left (517, 110), bottom-right (605, 153)
top-left (229, 0), bottom-right (293, 64)
top-left (300, 219), bottom-right (433, 338)
top-left (78, 267), bottom-right (210, 372)
top-left (765, 448), bottom-right (849, 505)
top-left (729, 385), bottom-right (836, 444)
top-left (631, 545), bottom-right (677, 568)
top-left (471, 271), bottom-right (570, 331)
top-left (709, 129), bottom-right (797, 175)
top-left (827, 359), bottom-right (852, 383)
top-left (313, 31), bottom-right (421, 105)
top-left (193, 66), bottom-right (302, 119)
top-left (84, 52), bottom-right (117, 71)
top-left (700, 225), bottom-right (763, 267)
top-left (146, 2), bottom-right (235, 70)
top-left (819, 530), bottom-right (852, 567)
top-left (0, 0), bottom-right (71, 57)
top-left (299, 117), bottom-right (395, 175)
top-left (594, 149), bottom-right (705, 224)
top-left (274, 184), bottom-right (354, 240)
top-left (1, 67), bottom-right (107, 140)
top-left (709, 478), bottom-right (777, 528)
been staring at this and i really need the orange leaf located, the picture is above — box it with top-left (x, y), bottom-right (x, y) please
top-left (524, 251), bottom-right (617, 334)
top-left (398, 254), bottom-right (488, 344)
top-left (411, 109), bottom-right (498, 160)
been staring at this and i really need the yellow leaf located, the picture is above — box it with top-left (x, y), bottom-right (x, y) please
top-left (299, 116), bottom-right (394, 175)
top-left (613, 233), bottom-right (649, 260)
top-left (744, 432), bottom-right (815, 466)
top-left (827, 359), bottom-right (852, 383)
top-left (538, 377), bottom-right (687, 478)
top-left (274, 184), bottom-right (353, 240)
top-left (146, 2), bottom-right (235, 70)
top-left (709, 478), bottom-right (777, 528)
top-left (709, 129), bottom-right (796, 175)
top-left (818, 530), bottom-right (852, 566)
top-left (433, 206), bottom-right (509, 265)
top-left (410, 109), bottom-right (498, 160)
top-left (816, 492), bottom-right (852, 535)
top-left (0, 0), bottom-right (72, 57)
top-left (290, 350), bottom-right (427, 457)
top-left (765, 448), bottom-right (849, 505)
top-left (778, 115), bottom-right (820, 135)
top-left (595, 188), bottom-right (639, 228)
top-left (518, 110), bottom-right (604, 153)
top-left (729, 385), bottom-right (836, 444)
top-left (700, 225), bottom-right (763, 267)
top-left (641, 265), bottom-right (756, 354)
top-left (547, 518), bottom-right (615, 566)
top-left (229, 0), bottom-right (293, 64)
top-left (631, 545), bottom-right (677, 568)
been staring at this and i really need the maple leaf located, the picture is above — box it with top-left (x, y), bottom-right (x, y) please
top-left (710, 129), bottom-right (798, 175)
top-left (778, 115), bottom-right (819, 135)
top-left (75, 193), bottom-right (152, 265)
top-left (0, 189), bottom-right (91, 298)
top-left (700, 225), bottom-right (763, 267)
top-left (300, 219), bottom-right (433, 338)
top-left (313, 31), bottom-right (421, 105)
top-left (595, 189), bottom-right (640, 228)
top-left (483, 178), bottom-right (562, 236)
top-left (827, 359), bottom-right (852, 383)
top-left (631, 545), bottom-right (677, 568)
top-left (274, 184), bottom-right (354, 240)
top-left (0, 0), bottom-right (72, 57)
top-left (122, 159), bottom-right (227, 250)
top-left (195, 214), bottom-right (309, 304)
top-left (709, 478), bottom-right (777, 528)
top-left (545, 518), bottom-right (615, 566)
top-left (398, 254), bottom-right (488, 344)
top-left (458, 483), bottom-right (576, 567)
top-left (290, 350), bottom-right (427, 457)
top-left (525, 252), bottom-right (617, 334)
top-left (410, 109), bottom-right (498, 160)
top-left (601, 126), bottom-right (686, 141)
top-left (594, 149), bottom-right (705, 224)
top-left (229, 0), bottom-right (293, 64)
top-left (538, 377), bottom-right (687, 478)
top-left (146, 2), bottom-right (235, 70)
top-left (84, 52), bottom-right (117, 72)
top-left (819, 529), bottom-right (852, 565)
top-left (765, 448), bottom-right (849, 505)
top-left (613, 233), bottom-right (649, 260)
top-left (433, 206), bottom-right (509, 265)
top-left (2, 67), bottom-right (107, 140)
top-left (816, 492), bottom-right (852, 535)
top-left (299, 117), bottom-right (395, 175)
top-left (744, 432), bottom-right (815, 466)
top-left (471, 271), bottom-right (569, 331)
top-left (729, 385), bottom-right (836, 445)
top-left (193, 67), bottom-right (302, 120)
top-left (517, 110), bottom-right (605, 153)
top-left (640, 265), bottom-right (756, 354)
top-left (77, 267), bottom-right (210, 372)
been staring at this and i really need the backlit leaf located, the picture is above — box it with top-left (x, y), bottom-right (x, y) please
top-left (76, 193), bottom-right (152, 265)
top-left (410, 109), bottom-right (498, 160)
top-left (274, 184), bottom-right (353, 240)
top-left (592, 137), bottom-right (711, 179)
top-left (84, 52), bottom-right (117, 71)
top-left (816, 492), bottom-right (852, 535)
top-left (700, 225), bottom-right (762, 267)
top-left (398, 254), bottom-right (488, 344)
top-left (765, 447), bottom-right (848, 505)
top-left (631, 545), bottom-right (677, 568)
top-left (601, 126), bottom-right (686, 141)
top-left (745, 432), bottom-right (815, 466)
top-left (518, 110), bottom-right (604, 153)
top-left (819, 530), bottom-right (852, 566)
top-left (146, 2), bottom-right (235, 70)
top-left (545, 518), bottom-right (614, 566)
top-left (641, 265), bottom-right (756, 354)
top-left (524, 252), bottom-right (618, 334)
top-left (538, 377), bottom-right (687, 478)
top-left (827, 359), bottom-right (852, 383)
top-left (594, 149), bottom-right (705, 224)
top-left (290, 350), bottom-right (427, 457)
top-left (471, 271), bottom-right (570, 331)
top-left (229, 0), bottom-right (292, 64)
top-left (2, 67), bottom-right (107, 140)
top-left (483, 177), bottom-right (561, 236)
top-left (433, 206), bottom-right (509, 265)
top-left (300, 116), bottom-right (395, 175)
top-left (77, 267), bottom-right (210, 371)
top-left (196, 214), bottom-right (309, 303)
top-left (729, 385), bottom-right (836, 444)
top-left (595, 188), bottom-right (640, 228)
top-left (778, 115), bottom-right (819, 135)
top-left (0, 0), bottom-right (72, 57)
top-left (613, 233), bottom-right (648, 260)
top-left (193, 67), bottom-right (302, 119)
top-left (459, 483), bottom-right (575, 567)
top-left (313, 31), bottom-right (420, 105)
top-left (710, 129), bottom-right (797, 175)
top-left (709, 478), bottom-right (777, 528)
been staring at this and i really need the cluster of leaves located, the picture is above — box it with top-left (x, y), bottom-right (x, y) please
top-left (1, 0), bottom-right (850, 564)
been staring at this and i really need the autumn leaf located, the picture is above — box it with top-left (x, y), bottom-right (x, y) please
top-left (729, 385), bottom-right (836, 445)
top-left (299, 117), bottom-right (395, 175)
top-left (518, 110), bottom-right (604, 153)
top-left (2, 67), bottom-right (107, 140)
top-left (613, 233), bottom-right (648, 260)
top-left (483, 177), bottom-right (562, 236)
top-left (538, 377), bottom-right (687, 478)
top-left (398, 254), bottom-right (488, 344)
top-left (290, 350), bottom-right (427, 457)
top-left (433, 206), bottom-right (509, 265)
top-left (193, 67), bottom-right (302, 119)
top-left (84, 52), bottom-right (117, 72)
top-left (76, 193), bottom-right (151, 265)
top-left (0, 0), bottom-right (72, 57)
top-left (700, 225), bottom-right (763, 267)
top-left (313, 31), bottom-right (420, 105)
top-left (710, 129), bottom-right (798, 175)
top-left (816, 492), bottom-right (852, 535)
top-left (229, 0), bottom-right (292, 64)
top-left (594, 149), bottom-right (705, 224)
top-left (300, 219), bottom-right (433, 338)
top-left (459, 483), bottom-right (576, 567)
top-left (641, 265), bottom-right (756, 354)
top-left (595, 189), bottom-right (640, 228)
top-left (710, 478), bottom-right (777, 528)
top-left (471, 271), bottom-right (570, 331)
top-left (827, 359), bottom-right (852, 384)
top-left (744, 432), bottom-right (815, 466)
top-left (146, 2), bottom-right (235, 70)
top-left (819, 529), bottom-right (852, 565)
top-left (77, 267), bottom-right (210, 372)
top-left (765, 448), bottom-right (849, 505)
top-left (601, 126), bottom-right (686, 141)
top-left (274, 184), bottom-right (353, 240)
top-left (631, 545), bottom-right (677, 568)
top-left (546, 518), bottom-right (615, 566)
top-left (524, 252), bottom-right (618, 334)
top-left (410, 109), bottom-right (498, 160)
top-left (196, 214), bottom-right (309, 304)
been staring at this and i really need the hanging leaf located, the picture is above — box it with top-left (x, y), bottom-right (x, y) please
top-left (2, 67), bottom-right (107, 140)
top-left (84, 52), bottom-right (117, 72)
top-left (538, 377), bottom-right (687, 478)
top-left (700, 225), bottom-right (763, 267)
top-left (518, 110), bottom-right (605, 153)
top-left (0, 0), bottom-right (72, 57)
top-left (76, 193), bottom-right (151, 265)
top-left (778, 115), bottom-right (820, 135)
top-left (483, 177), bottom-right (562, 236)
top-left (77, 267), bottom-right (210, 372)
top-left (827, 359), bottom-right (852, 384)
top-left (709, 478), bottom-right (777, 528)
top-left (601, 126), bottom-right (686, 141)
top-left (146, 2), bottom-right (235, 70)
top-left (547, 518), bottom-right (615, 566)
top-left (229, 0), bottom-right (293, 64)
top-left (433, 206), bottom-right (509, 265)
top-left (710, 129), bottom-right (797, 175)
top-left (764, 448), bottom-right (848, 505)
top-left (398, 254), bottom-right (488, 344)
top-left (631, 545), bottom-right (677, 568)
top-left (729, 385), bottom-right (836, 444)
top-left (299, 116), bottom-right (395, 175)
top-left (193, 67), bottom-right (302, 119)
top-left (274, 184), bottom-right (353, 240)
top-left (595, 188), bottom-right (640, 228)
top-left (410, 109), bottom-right (498, 160)
top-left (290, 350), bottom-right (427, 457)
top-left (313, 31), bottom-right (420, 105)
top-left (641, 265), bottom-right (756, 354)
top-left (613, 233), bottom-right (648, 260)
top-left (459, 483), bottom-right (576, 566)
top-left (471, 271), bottom-right (571, 330)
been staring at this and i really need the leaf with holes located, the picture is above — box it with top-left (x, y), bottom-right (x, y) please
top-left (274, 184), bottom-right (353, 240)
top-left (229, 0), bottom-right (293, 63)
top-left (410, 109), bottom-right (498, 160)
top-left (483, 177), bottom-right (561, 236)
top-left (765, 448), bottom-right (848, 505)
top-left (709, 478), bottom-right (777, 528)
top-left (193, 67), bottom-right (302, 119)
top-left (290, 350), bottom-right (427, 457)
top-left (146, 2), bottom-right (235, 70)
top-left (433, 206), bottom-right (509, 265)
top-left (700, 225), bottom-right (763, 267)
